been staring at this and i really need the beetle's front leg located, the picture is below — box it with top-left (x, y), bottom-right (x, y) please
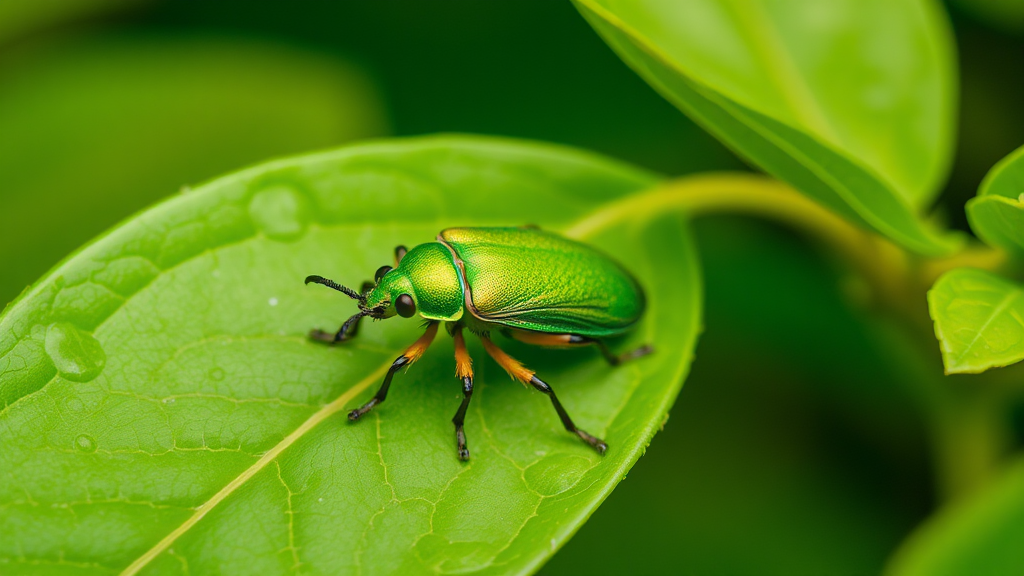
top-left (348, 322), bottom-right (439, 420)
top-left (479, 335), bottom-right (607, 455)
top-left (309, 281), bottom-right (375, 343)
top-left (451, 327), bottom-right (474, 460)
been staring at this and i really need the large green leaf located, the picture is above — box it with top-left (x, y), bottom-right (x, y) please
top-left (0, 34), bottom-right (388, 306)
top-left (886, 456), bottom-right (1024, 576)
top-left (0, 136), bottom-right (702, 575)
top-left (928, 267), bottom-right (1024, 374)
top-left (573, 0), bottom-right (958, 256)
top-left (966, 144), bottom-right (1024, 255)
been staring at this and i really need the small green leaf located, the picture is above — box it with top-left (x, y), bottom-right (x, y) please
top-left (886, 456), bottom-right (1024, 576)
top-left (928, 267), bottom-right (1024, 374)
top-left (966, 144), bottom-right (1024, 254)
top-left (0, 136), bottom-right (702, 575)
top-left (573, 0), bottom-right (958, 256)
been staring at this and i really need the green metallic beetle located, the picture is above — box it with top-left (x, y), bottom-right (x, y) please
top-left (305, 226), bottom-right (651, 460)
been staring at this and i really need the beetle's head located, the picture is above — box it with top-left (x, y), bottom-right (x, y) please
top-left (360, 264), bottom-right (417, 320)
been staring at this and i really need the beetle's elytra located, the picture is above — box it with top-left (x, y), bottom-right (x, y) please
top-left (305, 226), bottom-right (651, 460)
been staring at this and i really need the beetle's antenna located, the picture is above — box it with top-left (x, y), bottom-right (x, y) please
top-left (305, 275), bottom-right (366, 303)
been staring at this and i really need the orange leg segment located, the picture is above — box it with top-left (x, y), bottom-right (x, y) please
top-left (348, 322), bottom-right (439, 421)
top-left (479, 335), bottom-right (607, 455)
top-left (452, 327), bottom-right (474, 460)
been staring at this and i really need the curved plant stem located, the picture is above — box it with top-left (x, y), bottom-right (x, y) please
top-left (570, 172), bottom-right (1014, 502)
top-left (568, 173), bottom-right (1003, 312)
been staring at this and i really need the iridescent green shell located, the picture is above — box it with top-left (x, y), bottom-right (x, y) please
top-left (438, 227), bottom-right (645, 338)
top-left (370, 243), bottom-right (465, 322)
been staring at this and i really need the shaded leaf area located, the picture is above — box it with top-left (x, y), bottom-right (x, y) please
top-left (0, 137), bottom-right (702, 575)
top-left (543, 217), bottom-right (934, 575)
top-left (573, 0), bottom-right (958, 256)
top-left (966, 144), bottom-right (1024, 255)
top-left (0, 0), bottom-right (139, 45)
top-left (0, 34), bottom-right (387, 306)
top-left (887, 456), bottom-right (1024, 576)
top-left (928, 267), bottom-right (1024, 374)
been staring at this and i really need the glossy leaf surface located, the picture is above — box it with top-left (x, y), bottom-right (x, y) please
top-left (966, 144), bottom-right (1024, 255)
top-left (0, 136), bottom-right (702, 575)
top-left (928, 267), bottom-right (1024, 374)
top-left (574, 0), bottom-right (958, 255)
top-left (886, 457), bottom-right (1024, 576)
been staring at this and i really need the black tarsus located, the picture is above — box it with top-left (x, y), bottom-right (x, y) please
top-left (452, 376), bottom-right (474, 460)
top-left (569, 335), bottom-right (654, 367)
top-left (348, 355), bottom-right (410, 421)
top-left (528, 374), bottom-right (607, 454)
top-left (310, 309), bottom-right (368, 343)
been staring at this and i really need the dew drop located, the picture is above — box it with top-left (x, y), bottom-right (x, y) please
top-left (162, 398), bottom-right (175, 404)
top-left (318, 497), bottom-right (324, 503)
top-left (74, 434), bottom-right (97, 453)
top-left (210, 367), bottom-right (225, 381)
top-left (268, 297), bottom-right (279, 307)
top-left (44, 323), bottom-right (105, 383)
top-left (248, 185), bottom-right (310, 242)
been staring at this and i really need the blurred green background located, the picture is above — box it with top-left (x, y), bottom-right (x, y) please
top-left (2, 1), bottom-right (1022, 573)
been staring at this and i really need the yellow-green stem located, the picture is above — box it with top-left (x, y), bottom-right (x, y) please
top-left (577, 172), bottom-right (1011, 502)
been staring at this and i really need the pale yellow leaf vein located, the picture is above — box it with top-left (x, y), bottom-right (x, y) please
top-left (119, 358), bottom-right (394, 576)
top-left (952, 289), bottom-right (1023, 366)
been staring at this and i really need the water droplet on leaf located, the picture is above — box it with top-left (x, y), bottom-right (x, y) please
top-left (74, 434), bottom-right (97, 453)
top-left (44, 323), bottom-right (105, 382)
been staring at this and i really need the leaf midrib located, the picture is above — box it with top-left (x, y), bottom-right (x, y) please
top-left (950, 287), bottom-right (1023, 369)
top-left (119, 360), bottom-right (393, 576)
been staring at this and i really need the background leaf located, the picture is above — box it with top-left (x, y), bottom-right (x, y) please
top-left (0, 34), bottom-right (388, 306)
top-left (573, 0), bottom-right (958, 255)
top-left (966, 144), bottom-right (1024, 254)
top-left (928, 267), bottom-right (1024, 374)
top-left (886, 456), bottom-right (1024, 576)
top-left (0, 136), bottom-right (702, 575)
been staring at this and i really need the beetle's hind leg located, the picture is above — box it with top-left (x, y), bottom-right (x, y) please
top-left (479, 335), bottom-right (607, 455)
top-left (348, 322), bottom-right (439, 421)
top-left (509, 330), bottom-right (652, 367)
top-left (580, 337), bottom-right (653, 367)
top-left (451, 326), bottom-right (474, 460)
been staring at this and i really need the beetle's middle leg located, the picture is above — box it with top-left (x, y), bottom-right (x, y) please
top-left (509, 330), bottom-right (653, 367)
top-left (479, 335), bottom-right (607, 455)
top-left (348, 321), bottom-right (439, 421)
top-left (451, 326), bottom-right (474, 460)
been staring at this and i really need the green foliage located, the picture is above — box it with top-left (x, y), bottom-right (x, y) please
top-left (967, 145), bottom-right (1024, 255)
top-left (573, 0), bottom-right (958, 255)
top-left (3, 1), bottom-right (1024, 574)
top-left (0, 34), bottom-right (387, 306)
top-left (886, 457), bottom-right (1024, 576)
top-left (928, 268), bottom-right (1024, 374)
top-left (0, 137), bottom-right (702, 575)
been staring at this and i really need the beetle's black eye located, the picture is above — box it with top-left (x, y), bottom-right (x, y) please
top-left (395, 294), bottom-right (416, 318)
top-left (374, 265), bottom-right (393, 283)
